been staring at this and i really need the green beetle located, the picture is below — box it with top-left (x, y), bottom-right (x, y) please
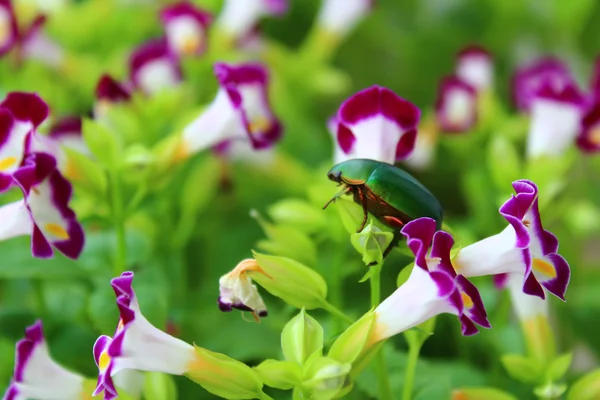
top-left (324, 159), bottom-right (443, 259)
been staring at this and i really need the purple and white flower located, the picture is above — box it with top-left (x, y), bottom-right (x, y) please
top-left (160, 2), bottom-right (212, 57)
top-left (435, 75), bottom-right (477, 133)
top-left (218, 258), bottom-right (268, 320)
top-left (576, 102), bottom-right (600, 153)
top-left (315, 0), bottom-right (374, 38)
top-left (180, 62), bottom-right (282, 158)
top-left (512, 57), bottom-right (575, 113)
top-left (0, 0), bottom-right (18, 56)
top-left (455, 45), bottom-right (493, 92)
top-left (404, 118), bottom-right (438, 170)
top-left (2, 321), bottom-right (85, 400)
top-left (454, 180), bottom-right (570, 300)
top-left (216, 0), bottom-right (287, 41)
top-left (19, 15), bottom-right (64, 69)
top-left (372, 218), bottom-right (490, 341)
top-left (94, 74), bottom-right (132, 120)
top-left (93, 272), bottom-right (196, 400)
top-left (129, 38), bottom-right (182, 95)
top-left (525, 80), bottom-right (587, 158)
top-left (335, 85), bottom-right (420, 164)
top-left (0, 92), bottom-right (49, 192)
top-left (0, 152), bottom-right (85, 259)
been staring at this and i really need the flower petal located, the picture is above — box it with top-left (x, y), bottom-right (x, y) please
top-left (455, 45), bottom-right (493, 91)
top-left (435, 75), bottom-right (477, 133)
top-left (129, 38), bottom-right (182, 95)
top-left (161, 2), bottom-right (212, 56)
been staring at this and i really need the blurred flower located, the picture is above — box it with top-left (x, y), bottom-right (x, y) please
top-left (372, 217), bottom-right (490, 341)
top-left (180, 62), bottom-right (282, 158)
top-left (0, 92), bottom-right (49, 192)
top-left (512, 57), bottom-right (575, 113)
top-left (213, 138), bottom-right (276, 166)
top-left (315, 0), bottom-right (374, 38)
top-left (94, 74), bottom-right (132, 119)
top-left (404, 116), bottom-right (438, 170)
top-left (0, 0), bottom-right (19, 56)
top-left (435, 75), bottom-right (477, 133)
top-left (93, 272), bottom-right (197, 399)
top-left (44, 116), bottom-right (91, 179)
top-left (454, 180), bottom-right (570, 300)
top-left (576, 103), bottom-right (600, 153)
top-left (455, 45), bottom-right (493, 92)
top-left (216, 0), bottom-right (288, 42)
top-left (0, 152), bottom-right (85, 259)
top-left (334, 85), bottom-right (420, 164)
top-left (129, 38), bottom-right (182, 95)
top-left (526, 80), bottom-right (586, 158)
top-left (218, 258), bottom-right (269, 320)
top-left (327, 116), bottom-right (348, 164)
top-left (3, 321), bottom-right (85, 400)
top-left (19, 15), bottom-right (64, 69)
top-left (160, 2), bottom-right (212, 57)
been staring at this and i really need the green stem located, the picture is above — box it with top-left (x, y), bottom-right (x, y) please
top-left (402, 341), bottom-right (422, 400)
top-left (328, 244), bottom-right (347, 332)
top-left (370, 266), bottom-right (394, 400)
top-left (321, 301), bottom-right (354, 325)
top-left (110, 172), bottom-right (127, 275)
top-left (32, 279), bottom-right (46, 319)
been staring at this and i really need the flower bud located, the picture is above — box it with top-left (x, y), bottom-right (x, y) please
top-left (186, 345), bottom-right (266, 399)
top-left (254, 360), bottom-right (301, 390)
top-left (251, 252), bottom-right (328, 310)
top-left (282, 309), bottom-right (324, 365)
top-left (328, 312), bottom-right (376, 366)
top-left (350, 222), bottom-right (394, 266)
top-left (567, 369), bottom-right (600, 400)
top-left (301, 355), bottom-right (351, 400)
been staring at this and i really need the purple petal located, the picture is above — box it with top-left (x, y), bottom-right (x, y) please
top-left (493, 273), bottom-right (509, 290)
top-left (499, 180), bottom-right (538, 249)
top-left (160, 2), bottom-right (212, 25)
top-left (455, 275), bottom-right (491, 329)
top-left (0, 0), bottom-right (19, 55)
top-left (429, 270), bottom-right (456, 298)
top-left (95, 74), bottom-right (131, 103)
top-left (14, 321), bottom-right (44, 381)
top-left (129, 38), bottom-right (182, 92)
top-left (93, 335), bottom-right (111, 366)
top-left (400, 217), bottom-right (437, 271)
top-left (576, 102), bottom-right (600, 153)
top-left (49, 116), bottom-right (82, 139)
top-left (3, 382), bottom-right (19, 400)
top-left (430, 230), bottom-right (457, 277)
top-left (0, 92), bottom-right (49, 127)
top-left (537, 253), bottom-right (570, 301)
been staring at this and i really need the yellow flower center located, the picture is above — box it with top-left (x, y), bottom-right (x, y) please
top-left (45, 223), bottom-right (69, 240)
top-left (532, 258), bottom-right (556, 278)
top-left (180, 35), bottom-right (202, 56)
top-left (461, 291), bottom-right (474, 309)
top-left (99, 350), bottom-right (111, 371)
top-left (249, 117), bottom-right (271, 135)
top-left (589, 125), bottom-right (600, 145)
top-left (0, 156), bottom-right (17, 171)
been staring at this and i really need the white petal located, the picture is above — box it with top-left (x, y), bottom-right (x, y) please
top-left (115, 300), bottom-right (195, 375)
top-left (446, 88), bottom-right (474, 126)
top-left (317, 0), bottom-right (371, 36)
top-left (0, 7), bottom-right (12, 47)
top-left (456, 56), bottom-right (493, 91)
top-left (349, 116), bottom-right (401, 164)
top-left (507, 272), bottom-right (548, 321)
top-left (0, 200), bottom-right (32, 240)
top-left (374, 266), bottom-right (454, 339)
top-left (0, 121), bottom-right (31, 174)
top-left (17, 342), bottom-right (84, 400)
top-left (182, 90), bottom-right (246, 154)
top-left (26, 179), bottom-right (70, 242)
top-left (166, 16), bottom-right (204, 56)
top-left (526, 99), bottom-right (581, 158)
top-left (224, 139), bottom-right (276, 166)
top-left (404, 128), bottom-right (435, 170)
top-left (454, 226), bottom-right (525, 277)
top-left (217, 0), bottom-right (265, 39)
top-left (22, 34), bottom-right (64, 68)
top-left (137, 59), bottom-right (180, 95)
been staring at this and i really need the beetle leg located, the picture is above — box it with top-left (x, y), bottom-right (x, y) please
top-left (323, 185), bottom-right (351, 210)
top-left (357, 187), bottom-right (369, 232)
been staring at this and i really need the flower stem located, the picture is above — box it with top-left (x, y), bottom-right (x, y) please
top-left (402, 341), bottom-right (422, 400)
top-left (370, 266), bottom-right (394, 400)
top-left (110, 172), bottom-right (127, 276)
top-left (321, 301), bottom-right (354, 325)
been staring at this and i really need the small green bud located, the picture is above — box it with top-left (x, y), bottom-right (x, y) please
top-left (335, 199), bottom-right (367, 235)
top-left (267, 199), bottom-right (325, 234)
top-left (451, 387), bottom-right (518, 400)
top-left (328, 312), bottom-right (376, 366)
top-left (534, 383), bottom-right (567, 399)
top-left (282, 309), bottom-right (324, 365)
top-left (250, 252), bottom-right (328, 310)
top-left (143, 372), bottom-right (177, 400)
top-left (546, 352), bottom-right (572, 381)
top-left (350, 223), bottom-right (394, 266)
top-left (254, 360), bottom-right (302, 390)
top-left (186, 345), bottom-right (266, 399)
top-left (301, 355), bottom-right (351, 400)
top-left (567, 368), bottom-right (600, 400)
top-left (500, 354), bottom-right (542, 384)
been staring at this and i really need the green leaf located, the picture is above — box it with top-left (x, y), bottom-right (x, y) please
top-left (487, 135), bottom-right (521, 192)
top-left (500, 354), bottom-right (542, 384)
top-left (82, 118), bottom-right (121, 169)
top-left (546, 352), bottom-right (572, 381)
top-left (567, 369), bottom-right (600, 400)
top-left (62, 147), bottom-right (108, 196)
top-left (267, 198), bottom-right (326, 234)
top-left (143, 372), bottom-right (178, 400)
top-left (396, 263), bottom-right (414, 287)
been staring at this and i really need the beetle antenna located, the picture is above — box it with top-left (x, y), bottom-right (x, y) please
top-left (323, 186), bottom-right (351, 209)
